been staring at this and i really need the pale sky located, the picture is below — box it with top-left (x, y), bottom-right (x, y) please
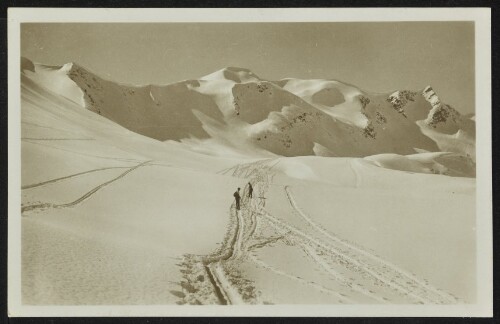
top-left (21, 22), bottom-right (475, 114)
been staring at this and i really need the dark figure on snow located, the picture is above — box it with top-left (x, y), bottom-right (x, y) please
top-left (234, 187), bottom-right (241, 210)
top-left (248, 182), bottom-right (253, 198)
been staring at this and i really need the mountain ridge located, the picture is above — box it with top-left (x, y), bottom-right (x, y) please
top-left (20, 57), bottom-right (475, 166)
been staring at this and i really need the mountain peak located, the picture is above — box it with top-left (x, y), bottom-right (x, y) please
top-left (224, 66), bottom-right (252, 73)
top-left (201, 66), bottom-right (261, 83)
top-left (422, 85), bottom-right (434, 93)
top-left (422, 85), bottom-right (441, 109)
top-left (60, 62), bottom-right (76, 72)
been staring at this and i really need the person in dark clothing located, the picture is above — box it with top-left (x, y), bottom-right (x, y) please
top-left (248, 182), bottom-right (253, 198)
top-left (234, 187), bottom-right (241, 210)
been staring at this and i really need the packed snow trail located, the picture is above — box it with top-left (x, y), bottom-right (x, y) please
top-left (177, 159), bottom-right (273, 305)
top-left (176, 158), bottom-right (459, 305)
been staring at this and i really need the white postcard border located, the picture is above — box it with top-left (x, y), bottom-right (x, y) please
top-left (7, 7), bottom-right (492, 317)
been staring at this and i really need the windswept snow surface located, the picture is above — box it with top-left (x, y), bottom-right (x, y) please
top-left (19, 57), bottom-right (475, 305)
top-left (364, 152), bottom-right (476, 178)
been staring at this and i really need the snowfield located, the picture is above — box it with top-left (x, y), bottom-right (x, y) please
top-left (19, 57), bottom-right (476, 305)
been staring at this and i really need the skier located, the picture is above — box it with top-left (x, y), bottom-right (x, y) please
top-left (234, 187), bottom-right (241, 210)
top-left (248, 182), bottom-right (253, 198)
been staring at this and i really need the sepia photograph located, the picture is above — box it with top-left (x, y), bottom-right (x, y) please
top-left (7, 8), bottom-right (492, 317)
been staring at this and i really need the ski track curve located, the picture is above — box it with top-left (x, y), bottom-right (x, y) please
top-left (300, 244), bottom-right (389, 304)
top-left (22, 166), bottom-right (130, 189)
top-left (234, 159), bottom-right (387, 304)
top-left (261, 212), bottom-right (396, 304)
top-left (348, 158), bottom-right (362, 188)
top-left (21, 160), bottom-right (152, 213)
top-left (283, 184), bottom-right (458, 304)
top-left (241, 159), bottom-right (388, 304)
top-left (177, 157), bottom-right (457, 305)
top-left (261, 209), bottom-right (439, 304)
top-left (249, 254), bottom-right (354, 304)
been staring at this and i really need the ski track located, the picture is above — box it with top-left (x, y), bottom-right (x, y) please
top-left (284, 185), bottom-right (458, 304)
top-left (243, 160), bottom-right (389, 303)
top-left (192, 196), bottom-right (243, 305)
top-left (203, 263), bottom-right (230, 305)
top-left (21, 121), bottom-right (87, 136)
top-left (178, 159), bottom-right (275, 305)
top-left (207, 160), bottom-right (273, 304)
top-left (22, 166), bottom-right (130, 190)
top-left (221, 158), bottom-right (386, 304)
top-left (211, 263), bottom-right (245, 304)
top-left (21, 160), bottom-right (152, 214)
top-left (247, 234), bottom-right (284, 251)
top-left (348, 158), bottom-right (362, 187)
top-left (249, 254), bottom-right (354, 304)
top-left (301, 244), bottom-right (389, 304)
top-left (261, 212), bottom-right (393, 304)
top-left (177, 157), bottom-right (457, 305)
top-left (202, 208), bottom-right (246, 305)
top-left (232, 210), bottom-right (245, 260)
top-left (261, 210), bottom-right (437, 304)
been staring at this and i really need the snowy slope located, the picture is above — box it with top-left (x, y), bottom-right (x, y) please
top-left (365, 152), bottom-right (476, 177)
top-left (19, 57), bottom-right (476, 306)
top-left (20, 60), bottom-right (253, 304)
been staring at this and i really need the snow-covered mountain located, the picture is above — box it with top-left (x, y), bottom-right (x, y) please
top-left (21, 57), bottom-right (475, 175)
top-left (18, 56), bottom-right (477, 306)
